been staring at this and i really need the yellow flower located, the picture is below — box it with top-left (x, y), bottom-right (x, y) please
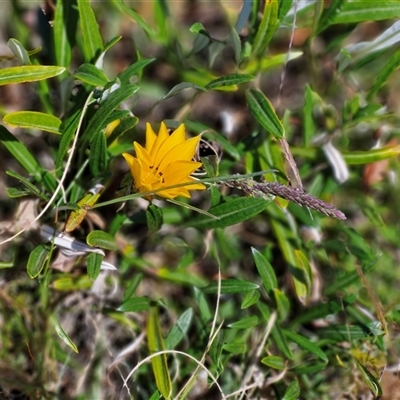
top-left (122, 122), bottom-right (206, 200)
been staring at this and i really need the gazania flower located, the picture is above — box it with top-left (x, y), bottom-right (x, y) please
top-left (122, 122), bottom-right (206, 200)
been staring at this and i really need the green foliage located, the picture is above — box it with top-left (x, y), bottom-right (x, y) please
top-left (1, 1), bottom-right (400, 399)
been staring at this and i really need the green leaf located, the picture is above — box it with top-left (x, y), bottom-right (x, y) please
top-left (89, 131), bottom-right (107, 175)
top-left (7, 38), bottom-right (31, 65)
top-left (119, 58), bottom-right (156, 84)
top-left (315, 0), bottom-right (345, 34)
top-left (52, 275), bottom-right (92, 291)
top-left (241, 289), bottom-right (260, 309)
top-left (86, 252), bottom-right (103, 281)
top-left (0, 126), bottom-right (42, 180)
top-left (203, 279), bottom-right (259, 294)
top-left (246, 88), bottom-right (285, 139)
top-left (293, 250), bottom-right (312, 305)
top-left (118, 297), bottom-right (151, 312)
top-left (271, 324), bottom-right (293, 360)
top-left (165, 308), bottom-right (193, 349)
top-left (223, 341), bottom-right (246, 354)
top-left (122, 273), bottom-right (143, 303)
top-left (86, 230), bottom-right (117, 251)
top-left (205, 74), bottom-right (254, 90)
top-left (115, 0), bottom-right (157, 38)
top-left (355, 360), bottom-right (382, 397)
top-left (77, 0), bottom-right (103, 61)
top-left (3, 111), bottom-right (62, 134)
top-left (282, 379), bottom-right (301, 400)
top-left (284, 330), bottom-right (328, 362)
top-left (27, 244), bottom-right (50, 279)
top-left (6, 170), bottom-right (49, 201)
top-left (369, 46), bottom-right (400, 98)
top-left (189, 22), bottom-right (210, 37)
top-left (148, 307), bottom-right (172, 400)
top-left (161, 82), bottom-right (206, 101)
top-left (252, 0), bottom-right (279, 57)
top-left (227, 315), bottom-right (259, 329)
top-left (274, 289), bottom-right (290, 321)
top-left (329, 1), bottom-right (400, 25)
top-left (0, 65), bottom-right (65, 86)
top-left (343, 145), bottom-right (400, 164)
top-left (82, 84), bottom-right (139, 146)
top-left (261, 355), bottom-right (285, 370)
top-left (318, 324), bottom-right (383, 342)
top-left (53, 0), bottom-right (74, 68)
top-left (252, 247), bottom-right (278, 295)
top-left (73, 63), bottom-right (110, 86)
top-left (189, 197), bottom-right (270, 229)
top-left (146, 204), bottom-right (163, 234)
top-left (55, 109), bottom-right (81, 172)
top-left (54, 321), bottom-right (79, 353)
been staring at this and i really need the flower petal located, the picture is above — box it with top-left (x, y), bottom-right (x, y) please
top-left (157, 135), bottom-right (201, 171)
top-left (145, 123), bottom-right (157, 153)
top-left (149, 121), bottom-right (169, 159)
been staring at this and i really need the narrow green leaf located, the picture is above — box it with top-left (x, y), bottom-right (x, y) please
top-left (89, 131), bottom-right (107, 175)
top-left (3, 111), bottom-right (62, 134)
top-left (123, 273), bottom-right (144, 303)
top-left (203, 279), bottom-right (259, 294)
top-left (329, 2), bottom-right (400, 25)
top-left (0, 65), bottom-right (65, 86)
top-left (315, 0), bottom-right (345, 34)
top-left (27, 244), bottom-right (50, 279)
top-left (87, 230), bottom-right (117, 251)
top-left (189, 197), bottom-right (270, 229)
top-left (7, 187), bottom-right (30, 198)
top-left (6, 170), bottom-right (49, 201)
top-left (0, 125), bottom-right (42, 180)
top-left (54, 321), bottom-right (79, 353)
top-left (284, 330), bottom-right (328, 362)
top-left (82, 84), bottom-right (139, 146)
top-left (165, 308), bottom-right (193, 349)
top-left (252, 247), bottom-right (278, 295)
top-left (205, 74), bottom-right (254, 90)
top-left (246, 88), bottom-right (285, 139)
top-left (55, 109), bottom-right (81, 172)
top-left (77, 0), bottom-right (103, 61)
top-left (282, 379), bottom-right (301, 400)
top-left (356, 360), bottom-right (382, 397)
top-left (161, 82), bottom-right (206, 101)
top-left (271, 324), bottom-right (293, 360)
top-left (293, 249), bottom-right (312, 305)
top-left (86, 252), bottom-right (103, 281)
top-left (252, 0), bottom-right (279, 57)
top-left (52, 275), bottom-right (92, 291)
top-left (119, 58), bottom-right (156, 84)
top-left (115, 0), bottom-right (156, 38)
top-left (223, 341), bottom-right (246, 354)
top-left (54, 0), bottom-right (77, 68)
top-left (274, 289), bottom-right (290, 321)
top-left (261, 355), bottom-right (285, 370)
top-left (227, 315), bottom-right (258, 329)
top-left (148, 307), bottom-right (172, 400)
top-left (146, 204), bottom-right (163, 234)
top-left (303, 85), bottom-right (317, 147)
top-left (189, 22), bottom-right (210, 37)
top-left (73, 63), bottom-right (110, 86)
top-left (318, 324), bottom-right (380, 342)
top-left (7, 38), bottom-right (31, 65)
top-left (241, 289), bottom-right (260, 309)
top-left (119, 297), bottom-right (151, 312)
top-left (369, 46), bottom-right (400, 97)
